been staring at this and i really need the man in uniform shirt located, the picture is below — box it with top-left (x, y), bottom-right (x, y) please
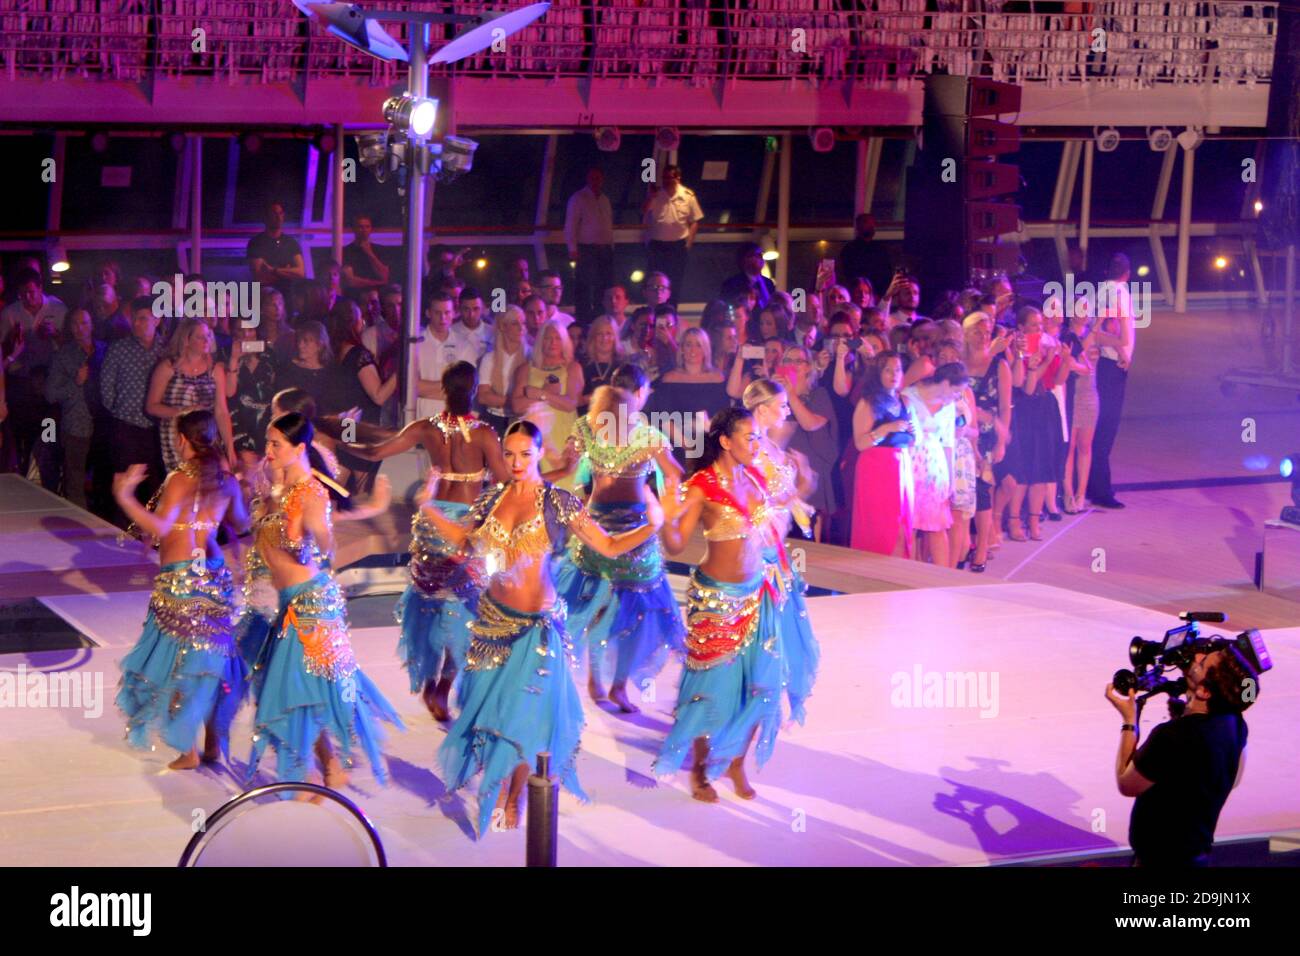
top-left (642, 164), bottom-right (703, 301)
top-left (416, 291), bottom-right (481, 420)
top-left (246, 201), bottom-right (305, 287)
top-left (565, 167), bottom-right (615, 325)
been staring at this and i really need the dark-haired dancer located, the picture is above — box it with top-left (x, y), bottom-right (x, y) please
top-left (347, 361), bottom-right (509, 720)
top-left (245, 412), bottom-right (403, 790)
top-left (655, 407), bottom-right (787, 802)
top-left (114, 409), bottom-right (249, 769)
top-left (555, 364), bottom-right (684, 712)
top-left (741, 378), bottom-right (821, 726)
top-left (418, 420), bottom-right (661, 835)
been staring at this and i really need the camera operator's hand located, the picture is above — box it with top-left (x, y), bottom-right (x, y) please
top-left (1104, 683), bottom-right (1138, 724)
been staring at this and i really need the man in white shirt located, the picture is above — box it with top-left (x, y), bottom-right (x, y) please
top-left (416, 291), bottom-right (481, 420)
top-left (596, 284), bottom-right (630, 336)
top-left (565, 167), bottom-right (615, 325)
top-left (533, 270), bottom-right (576, 328)
top-left (452, 286), bottom-right (493, 360)
top-left (1088, 253), bottom-right (1136, 509)
top-left (642, 164), bottom-right (703, 302)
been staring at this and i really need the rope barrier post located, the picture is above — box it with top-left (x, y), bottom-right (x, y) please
top-left (525, 751), bottom-right (558, 867)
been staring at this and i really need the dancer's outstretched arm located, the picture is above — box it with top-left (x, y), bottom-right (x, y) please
top-left (658, 484), bottom-right (705, 555)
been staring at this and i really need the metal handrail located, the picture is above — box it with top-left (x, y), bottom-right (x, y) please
top-left (0, 1), bottom-right (1277, 88)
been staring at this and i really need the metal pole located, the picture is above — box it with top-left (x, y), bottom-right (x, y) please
top-left (525, 752), bottom-right (558, 867)
top-left (1079, 141), bottom-right (1093, 270)
top-left (332, 122), bottom-right (345, 269)
top-left (191, 133), bottom-right (202, 274)
top-left (1286, 244), bottom-right (1295, 375)
top-left (1174, 147), bottom-right (1194, 314)
top-left (776, 133), bottom-right (791, 289)
top-left (402, 22), bottom-right (431, 427)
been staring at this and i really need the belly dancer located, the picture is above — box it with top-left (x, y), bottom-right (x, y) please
top-left (114, 409), bottom-right (249, 769)
top-left (655, 407), bottom-right (788, 802)
top-left (741, 378), bottom-right (821, 725)
top-left (555, 363), bottom-right (685, 713)
top-left (245, 411), bottom-right (403, 790)
top-left (417, 420), bottom-right (661, 835)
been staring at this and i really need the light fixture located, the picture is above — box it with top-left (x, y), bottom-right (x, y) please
top-left (1213, 256), bottom-right (1228, 270)
top-left (1145, 126), bottom-right (1172, 152)
top-left (809, 127), bottom-right (835, 153)
top-left (761, 236), bottom-right (779, 261)
top-left (1281, 453), bottom-right (1300, 524)
top-left (630, 269), bottom-right (645, 284)
top-left (430, 2), bottom-right (551, 64)
top-left (594, 127), bottom-right (621, 152)
top-left (384, 94), bottom-right (438, 137)
top-left (292, 1), bottom-right (408, 61)
top-left (1254, 200), bottom-right (1264, 214)
top-left (1093, 126), bottom-right (1120, 153)
top-left (50, 243), bottom-right (71, 273)
top-left (437, 135), bottom-right (478, 182)
top-left (1177, 126), bottom-right (1203, 151)
top-left (1136, 265), bottom-right (1150, 277)
top-left (354, 131), bottom-right (393, 182)
top-left (475, 257), bottom-right (488, 271)
top-left (655, 127), bottom-right (681, 152)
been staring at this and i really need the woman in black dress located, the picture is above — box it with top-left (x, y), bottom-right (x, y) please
top-left (273, 320), bottom-right (335, 416)
top-left (326, 299), bottom-right (397, 494)
top-left (645, 327), bottom-right (729, 475)
top-left (225, 312), bottom-right (277, 474)
top-left (578, 315), bottom-right (624, 415)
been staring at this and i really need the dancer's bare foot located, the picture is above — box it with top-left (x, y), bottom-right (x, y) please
top-left (323, 753), bottom-right (350, 792)
top-left (494, 784), bottom-right (522, 829)
top-left (422, 678), bottom-right (451, 721)
top-left (587, 673), bottom-right (606, 703)
top-left (690, 768), bottom-right (719, 803)
top-left (725, 757), bottom-right (757, 800)
top-left (608, 681), bottom-right (639, 714)
top-left (294, 770), bottom-right (326, 803)
top-left (168, 749), bottom-right (200, 770)
top-left (201, 726), bottom-right (221, 764)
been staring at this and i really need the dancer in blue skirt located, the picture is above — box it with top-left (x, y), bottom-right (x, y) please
top-left (245, 412), bottom-right (403, 791)
top-left (346, 361), bottom-right (509, 720)
top-left (416, 419), bottom-right (661, 835)
top-left (554, 363), bottom-right (685, 712)
top-left (741, 378), bottom-right (822, 726)
top-left (114, 409), bottom-right (249, 770)
top-left (655, 407), bottom-right (789, 802)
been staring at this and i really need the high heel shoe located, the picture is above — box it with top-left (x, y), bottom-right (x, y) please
top-left (969, 561), bottom-right (986, 573)
top-left (1027, 515), bottom-right (1043, 540)
top-left (1007, 517), bottom-right (1027, 542)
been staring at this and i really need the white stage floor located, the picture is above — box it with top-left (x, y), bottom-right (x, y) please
top-left (3, 581), bottom-right (1296, 867)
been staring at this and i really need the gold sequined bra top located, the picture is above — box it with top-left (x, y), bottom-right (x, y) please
top-left (689, 465), bottom-right (776, 542)
top-left (469, 485), bottom-right (553, 567)
top-left (755, 445), bottom-right (797, 505)
top-left (432, 412), bottom-right (490, 482)
top-left (254, 477), bottom-right (331, 565)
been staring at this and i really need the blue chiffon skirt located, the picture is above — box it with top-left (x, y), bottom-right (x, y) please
top-left (763, 544), bottom-right (820, 726)
top-left (652, 568), bottom-right (783, 782)
top-left (117, 557), bottom-right (247, 759)
top-left (247, 571), bottom-right (404, 785)
top-left (554, 501), bottom-right (685, 689)
top-left (438, 593), bottom-right (588, 837)
top-left (395, 502), bottom-right (476, 694)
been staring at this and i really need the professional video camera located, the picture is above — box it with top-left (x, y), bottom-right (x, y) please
top-left (1112, 611), bottom-right (1273, 716)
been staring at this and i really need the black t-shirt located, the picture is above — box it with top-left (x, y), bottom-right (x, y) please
top-left (342, 241), bottom-right (387, 285)
top-left (1128, 712), bottom-right (1247, 865)
top-left (326, 345), bottom-right (381, 422)
top-left (247, 231), bottom-right (303, 270)
top-left (838, 238), bottom-right (893, 296)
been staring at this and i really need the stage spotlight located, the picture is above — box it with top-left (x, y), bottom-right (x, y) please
top-left (1281, 454), bottom-right (1300, 523)
top-left (354, 131), bottom-right (391, 182)
top-left (90, 132), bottom-right (109, 153)
top-left (630, 269), bottom-right (645, 284)
top-left (594, 127), bottom-right (621, 152)
top-left (1093, 126), bottom-right (1120, 153)
top-left (384, 94), bottom-right (438, 138)
top-left (1136, 265), bottom-right (1150, 277)
top-left (1255, 200), bottom-right (1264, 214)
top-left (475, 257), bottom-right (488, 271)
top-left (1177, 126), bottom-right (1203, 151)
top-left (292, 1), bottom-right (408, 62)
top-left (809, 127), bottom-right (836, 153)
top-left (437, 135), bottom-right (478, 182)
top-left (1214, 256), bottom-right (1228, 270)
top-left (655, 127), bottom-right (681, 152)
top-left (1146, 126), bottom-right (1172, 152)
top-left (761, 236), bottom-right (779, 262)
top-left (50, 244), bottom-right (71, 273)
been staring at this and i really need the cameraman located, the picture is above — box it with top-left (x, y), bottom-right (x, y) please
top-left (1105, 644), bottom-right (1255, 867)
